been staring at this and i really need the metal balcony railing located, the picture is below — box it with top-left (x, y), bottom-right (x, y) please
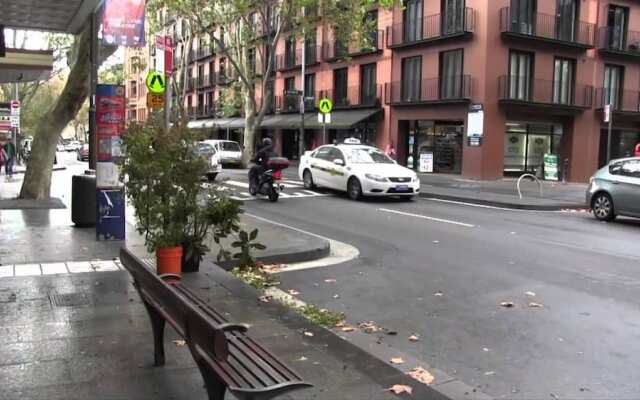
top-left (385, 75), bottom-right (473, 104)
top-left (276, 46), bottom-right (321, 71)
top-left (499, 7), bottom-right (595, 47)
top-left (497, 76), bottom-right (593, 108)
top-left (594, 88), bottom-right (640, 112)
top-left (597, 27), bottom-right (640, 56)
top-left (320, 85), bottom-right (382, 108)
top-left (387, 7), bottom-right (475, 47)
top-left (323, 30), bottom-right (383, 60)
top-left (274, 91), bottom-right (321, 113)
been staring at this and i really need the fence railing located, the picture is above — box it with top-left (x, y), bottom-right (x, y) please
top-left (385, 75), bottom-right (473, 104)
top-left (275, 46), bottom-right (322, 71)
top-left (594, 87), bottom-right (640, 112)
top-left (499, 7), bottom-right (595, 47)
top-left (597, 26), bottom-right (640, 54)
top-left (320, 85), bottom-right (382, 108)
top-left (387, 7), bottom-right (475, 47)
top-left (274, 90), bottom-right (321, 113)
top-left (497, 76), bottom-right (593, 107)
top-left (323, 30), bottom-right (383, 60)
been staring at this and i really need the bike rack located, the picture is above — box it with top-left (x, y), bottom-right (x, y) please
top-left (517, 174), bottom-right (543, 199)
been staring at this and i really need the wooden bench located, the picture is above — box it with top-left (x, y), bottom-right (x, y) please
top-left (120, 248), bottom-right (312, 400)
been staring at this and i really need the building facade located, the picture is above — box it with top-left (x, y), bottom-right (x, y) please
top-left (170, 0), bottom-right (640, 182)
top-left (123, 45), bottom-right (150, 124)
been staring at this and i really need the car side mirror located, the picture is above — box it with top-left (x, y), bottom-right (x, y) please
top-left (333, 159), bottom-right (345, 166)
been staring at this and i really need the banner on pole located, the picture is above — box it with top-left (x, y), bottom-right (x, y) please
top-left (101, 0), bottom-right (146, 47)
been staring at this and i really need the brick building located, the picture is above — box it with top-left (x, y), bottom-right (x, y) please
top-left (123, 46), bottom-right (150, 124)
top-left (173, 0), bottom-right (640, 182)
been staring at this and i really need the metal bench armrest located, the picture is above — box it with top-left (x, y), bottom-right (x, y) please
top-left (219, 323), bottom-right (249, 333)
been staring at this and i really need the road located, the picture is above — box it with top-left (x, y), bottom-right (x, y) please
top-left (219, 167), bottom-right (640, 399)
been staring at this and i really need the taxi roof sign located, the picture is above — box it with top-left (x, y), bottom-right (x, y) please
top-left (318, 97), bottom-right (332, 114)
top-left (342, 137), bottom-right (361, 144)
top-left (146, 70), bottom-right (166, 94)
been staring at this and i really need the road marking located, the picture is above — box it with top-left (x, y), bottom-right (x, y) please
top-left (377, 208), bottom-right (475, 228)
top-left (421, 197), bottom-right (565, 213)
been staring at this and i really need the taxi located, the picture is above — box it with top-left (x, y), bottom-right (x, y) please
top-left (298, 138), bottom-right (420, 200)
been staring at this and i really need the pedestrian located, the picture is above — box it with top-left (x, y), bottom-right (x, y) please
top-left (635, 142), bottom-right (640, 157)
top-left (385, 141), bottom-right (397, 160)
top-left (3, 141), bottom-right (16, 181)
top-left (0, 145), bottom-right (6, 175)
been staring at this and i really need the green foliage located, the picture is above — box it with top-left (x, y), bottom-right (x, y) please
top-left (231, 266), bottom-right (279, 289)
top-left (99, 64), bottom-right (124, 85)
top-left (218, 83), bottom-right (242, 117)
top-left (297, 304), bottom-right (345, 327)
top-left (229, 228), bottom-right (265, 269)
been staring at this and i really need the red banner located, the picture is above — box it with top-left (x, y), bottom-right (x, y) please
top-left (102, 0), bottom-right (146, 47)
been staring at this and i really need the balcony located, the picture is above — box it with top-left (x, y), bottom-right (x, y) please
top-left (499, 7), bottom-right (595, 49)
top-left (597, 27), bottom-right (640, 59)
top-left (594, 88), bottom-right (640, 120)
top-left (320, 85), bottom-right (382, 109)
top-left (276, 46), bottom-right (321, 71)
top-left (385, 76), bottom-right (473, 105)
top-left (274, 90), bottom-right (322, 113)
top-left (497, 76), bottom-right (593, 114)
top-left (387, 8), bottom-right (475, 49)
top-left (323, 30), bottom-right (384, 61)
top-left (187, 106), bottom-right (197, 119)
top-left (194, 104), bottom-right (217, 119)
top-left (186, 77), bottom-right (197, 92)
top-left (197, 75), bottom-right (212, 89)
top-left (194, 46), bottom-right (214, 60)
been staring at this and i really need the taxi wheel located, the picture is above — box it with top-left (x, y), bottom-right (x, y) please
top-left (348, 178), bottom-right (362, 201)
top-left (303, 170), bottom-right (315, 189)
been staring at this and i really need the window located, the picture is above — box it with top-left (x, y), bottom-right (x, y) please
top-left (128, 109), bottom-right (136, 121)
top-left (209, 61), bottom-right (215, 84)
top-left (198, 93), bottom-right (204, 115)
top-left (553, 57), bottom-right (575, 105)
top-left (285, 37), bottom-right (296, 68)
top-left (442, 0), bottom-right (465, 35)
top-left (360, 63), bottom-right (377, 105)
top-left (603, 64), bottom-right (623, 109)
top-left (334, 68), bottom-right (348, 106)
top-left (440, 49), bottom-right (464, 99)
top-left (328, 148), bottom-right (345, 163)
top-left (510, 0), bottom-right (536, 35)
top-left (304, 73), bottom-right (315, 110)
top-left (285, 77), bottom-right (295, 91)
top-left (207, 91), bottom-right (214, 115)
top-left (130, 80), bottom-right (137, 97)
top-left (556, 0), bottom-right (577, 42)
top-left (402, 56), bottom-right (422, 102)
top-left (607, 5), bottom-right (628, 50)
top-left (509, 51), bottom-right (533, 101)
top-left (313, 146), bottom-right (332, 160)
top-left (248, 48), bottom-right (256, 76)
top-left (198, 65), bottom-right (205, 86)
top-left (284, 77), bottom-right (296, 111)
top-left (403, 0), bottom-right (423, 42)
top-left (219, 57), bottom-right (226, 81)
top-left (610, 160), bottom-right (640, 177)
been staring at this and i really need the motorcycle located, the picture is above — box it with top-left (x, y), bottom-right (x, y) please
top-left (249, 157), bottom-right (289, 202)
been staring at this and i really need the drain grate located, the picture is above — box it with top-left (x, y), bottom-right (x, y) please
top-left (48, 292), bottom-right (90, 308)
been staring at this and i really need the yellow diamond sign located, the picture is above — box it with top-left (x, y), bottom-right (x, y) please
top-left (146, 70), bottom-right (166, 94)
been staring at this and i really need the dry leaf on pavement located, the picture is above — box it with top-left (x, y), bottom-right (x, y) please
top-left (287, 289), bottom-right (300, 296)
top-left (500, 301), bottom-right (515, 308)
top-left (341, 326), bottom-right (356, 332)
top-left (387, 384), bottom-right (413, 395)
top-left (303, 331), bottom-right (314, 337)
top-left (324, 278), bottom-right (337, 283)
top-left (297, 356), bottom-right (308, 361)
top-left (525, 291), bottom-right (536, 297)
top-left (433, 291), bottom-right (443, 297)
top-left (358, 321), bottom-right (382, 333)
top-left (409, 334), bottom-right (420, 342)
top-left (408, 367), bottom-right (435, 385)
top-left (333, 294), bottom-right (340, 299)
top-left (335, 321), bottom-right (346, 328)
top-left (262, 264), bottom-right (285, 273)
top-left (528, 302), bottom-right (544, 308)
top-left (390, 357), bottom-right (405, 365)
top-left (258, 295), bottom-right (272, 303)
top-left (172, 340), bottom-right (186, 346)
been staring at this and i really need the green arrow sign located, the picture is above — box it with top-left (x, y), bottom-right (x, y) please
top-left (146, 70), bottom-right (166, 94)
top-left (318, 97), bottom-right (333, 114)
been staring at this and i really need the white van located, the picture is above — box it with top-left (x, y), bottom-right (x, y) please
top-left (203, 140), bottom-right (243, 166)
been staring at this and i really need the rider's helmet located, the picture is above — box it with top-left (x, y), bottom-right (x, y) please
top-left (262, 137), bottom-right (273, 146)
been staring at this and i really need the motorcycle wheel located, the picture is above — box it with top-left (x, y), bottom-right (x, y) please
top-left (268, 188), bottom-right (279, 202)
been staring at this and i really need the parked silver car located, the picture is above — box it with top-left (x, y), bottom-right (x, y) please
top-left (586, 157), bottom-right (640, 221)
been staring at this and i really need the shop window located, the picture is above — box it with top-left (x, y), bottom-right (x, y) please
top-left (503, 122), bottom-right (563, 174)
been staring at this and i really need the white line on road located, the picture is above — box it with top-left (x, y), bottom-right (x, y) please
top-left (421, 197), bottom-right (565, 213)
top-left (377, 208), bottom-right (475, 228)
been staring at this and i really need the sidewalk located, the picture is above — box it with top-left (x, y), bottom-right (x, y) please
top-left (419, 174), bottom-right (588, 210)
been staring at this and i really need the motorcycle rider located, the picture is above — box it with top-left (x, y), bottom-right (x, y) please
top-left (249, 137), bottom-right (277, 191)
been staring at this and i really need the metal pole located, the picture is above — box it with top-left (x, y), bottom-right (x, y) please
top-left (298, 9), bottom-right (306, 158)
top-left (323, 119), bottom-right (326, 145)
top-left (89, 11), bottom-right (99, 170)
top-left (13, 82), bottom-right (18, 161)
top-left (163, 22), bottom-right (171, 131)
top-left (606, 103), bottom-right (613, 163)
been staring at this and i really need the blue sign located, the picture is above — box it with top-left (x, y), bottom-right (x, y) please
top-left (96, 189), bottom-right (126, 240)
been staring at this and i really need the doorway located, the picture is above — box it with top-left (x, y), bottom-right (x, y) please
top-left (404, 120), bottom-right (463, 173)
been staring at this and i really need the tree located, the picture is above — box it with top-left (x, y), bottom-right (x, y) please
top-left (99, 63), bottom-right (124, 85)
top-left (19, 24), bottom-right (117, 200)
top-left (150, 0), bottom-right (392, 166)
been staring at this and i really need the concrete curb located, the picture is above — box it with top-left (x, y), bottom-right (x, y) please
top-left (419, 191), bottom-right (587, 211)
top-left (216, 238), bottom-right (331, 270)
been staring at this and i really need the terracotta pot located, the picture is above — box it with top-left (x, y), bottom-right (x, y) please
top-left (156, 246), bottom-right (183, 276)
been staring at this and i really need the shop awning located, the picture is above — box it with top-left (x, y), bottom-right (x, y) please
top-left (188, 117), bottom-right (245, 130)
top-left (303, 108), bottom-right (382, 129)
top-left (0, 49), bottom-right (54, 83)
top-left (260, 114), bottom-right (303, 129)
top-left (0, 0), bottom-right (100, 33)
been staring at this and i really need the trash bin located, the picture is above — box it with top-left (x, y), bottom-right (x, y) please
top-left (72, 170), bottom-right (96, 227)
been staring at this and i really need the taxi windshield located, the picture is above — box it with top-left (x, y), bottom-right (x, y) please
top-left (346, 148), bottom-right (394, 164)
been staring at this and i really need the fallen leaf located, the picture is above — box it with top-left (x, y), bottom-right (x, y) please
top-left (287, 289), bottom-right (300, 296)
top-left (433, 291), bottom-right (443, 297)
top-left (482, 347), bottom-right (490, 352)
top-left (340, 326), bottom-right (356, 332)
top-left (528, 302), bottom-right (544, 308)
top-left (387, 384), bottom-right (413, 395)
top-left (408, 367), bottom-right (435, 385)
top-left (484, 371), bottom-right (495, 376)
top-left (500, 301), bottom-right (515, 308)
top-left (525, 291), bottom-right (536, 297)
top-left (172, 340), bottom-right (186, 346)
top-left (432, 240), bottom-right (440, 244)
top-left (390, 357), bottom-right (405, 364)
top-left (313, 283), bottom-right (319, 287)
top-left (262, 264), bottom-right (285, 273)
top-left (409, 334), bottom-right (420, 342)
top-left (303, 331), bottom-right (314, 337)
top-left (258, 295), bottom-right (272, 303)
top-left (297, 356), bottom-right (308, 361)
top-left (324, 278), bottom-right (337, 283)
top-left (335, 321), bottom-right (346, 328)
top-left (333, 294), bottom-right (340, 299)
top-left (358, 321), bottom-right (382, 333)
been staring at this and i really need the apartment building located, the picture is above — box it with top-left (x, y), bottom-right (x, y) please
top-left (123, 45), bottom-right (150, 123)
top-left (173, 0), bottom-right (640, 182)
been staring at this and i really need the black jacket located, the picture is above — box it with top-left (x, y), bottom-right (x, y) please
top-left (252, 144), bottom-right (277, 167)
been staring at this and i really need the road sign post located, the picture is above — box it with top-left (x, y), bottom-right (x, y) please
top-left (605, 104), bottom-right (613, 163)
top-left (146, 70), bottom-right (166, 95)
top-left (318, 98), bottom-right (333, 144)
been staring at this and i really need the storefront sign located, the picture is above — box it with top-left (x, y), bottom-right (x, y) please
top-left (95, 84), bottom-right (126, 240)
top-left (101, 0), bottom-right (146, 47)
top-left (419, 152), bottom-right (433, 173)
top-left (543, 153), bottom-right (559, 181)
top-left (467, 104), bottom-right (484, 142)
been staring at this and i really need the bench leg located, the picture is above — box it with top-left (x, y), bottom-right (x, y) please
top-left (189, 347), bottom-right (227, 399)
top-left (141, 299), bottom-right (166, 366)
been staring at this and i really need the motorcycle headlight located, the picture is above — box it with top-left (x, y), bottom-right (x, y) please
top-left (365, 173), bottom-right (388, 182)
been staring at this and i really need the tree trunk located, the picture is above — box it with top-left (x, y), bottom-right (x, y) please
top-left (241, 90), bottom-right (257, 168)
top-left (19, 25), bottom-right (116, 199)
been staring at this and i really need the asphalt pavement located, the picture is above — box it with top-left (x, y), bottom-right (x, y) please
top-left (223, 167), bottom-right (640, 399)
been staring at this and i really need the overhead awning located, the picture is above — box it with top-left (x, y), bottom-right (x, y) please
top-left (260, 114), bottom-right (303, 129)
top-left (187, 117), bottom-right (245, 130)
top-left (0, 0), bottom-right (100, 33)
top-left (0, 49), bottom-right (54, 83)
top-left (304, 108), bottom-right (382, 129)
